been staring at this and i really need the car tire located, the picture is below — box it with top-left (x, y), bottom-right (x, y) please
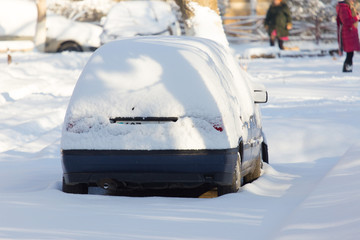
top-left (262, 142), bottom-right (269, 164)
top-left (217, 153), bottom-right (241, 196)
top-left (57, 42), bottom-right (83, 52)
top-left (244, 154), bottom-right (261, 184)
top-left (62, 177), bottom-right (88, 194)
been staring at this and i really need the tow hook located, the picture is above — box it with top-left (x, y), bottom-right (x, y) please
top-left (98, 178), bottom-right (118, 191)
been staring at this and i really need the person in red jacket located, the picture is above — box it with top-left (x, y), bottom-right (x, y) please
top-left (337, 0), bottom-right (360, 72)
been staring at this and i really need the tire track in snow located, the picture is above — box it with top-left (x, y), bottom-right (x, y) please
top-left (274, 145), bottom-right (360, 240)
top-left (242, 158), bottom-right (340, 239)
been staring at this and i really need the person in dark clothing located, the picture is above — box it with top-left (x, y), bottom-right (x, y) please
top-left (336, 0), bottom-right (360, 73)
top-left (264, 0), bottom-right (292, 50)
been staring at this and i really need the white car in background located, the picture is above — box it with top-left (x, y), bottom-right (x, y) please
top-left (61, 36), bottom-right (269, 196)
top-left (0, 0), bottom-right (102, 52)
top-left (100, 0), bottom-right (181, 44)
top-left (46, 13), bottom-right (102, 52)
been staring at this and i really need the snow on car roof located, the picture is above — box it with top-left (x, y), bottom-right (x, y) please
top-left (102, 0), bottom-right (176, 37)
top-left (67, 36), bottom-right (252, 120)
top-left (62, 36), bottom-right (255, 150)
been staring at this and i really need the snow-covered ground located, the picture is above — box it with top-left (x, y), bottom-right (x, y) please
top-left (0, 43), bottom-right (359, 239)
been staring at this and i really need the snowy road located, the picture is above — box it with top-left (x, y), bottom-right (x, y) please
top-left (0, 50), bottom-right (359, 239)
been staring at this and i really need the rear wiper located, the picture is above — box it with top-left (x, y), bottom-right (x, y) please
top-left (109, 117), bottom-right (178, 124)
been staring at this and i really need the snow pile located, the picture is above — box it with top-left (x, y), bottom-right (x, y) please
top-left (0, 0), bottom-right (36, 36)
top-left (0, 0), bottom-right (36, 51)
top-left (0, 52), bottom-right (89, 153)
top-left (276, 144), bottom-right (360, 240)
top-left (187, 2), bottom-right (229, 47)
top-left (1, 45), bottom-right (360, 239)
top-left (234, 40), bottom-right (340, 59)
top-left (0, 41), bottom-right (34, 52)
top-left (47, 0), bottom-right (115, 21)
top-left (61, 36), bottom-right (254, 150)
top-left (244, 49), bottom-right (360, 164)
top-left (100, 0), bottom-right (179, 43)
top-left (243, 46), bottom-right (280, 58)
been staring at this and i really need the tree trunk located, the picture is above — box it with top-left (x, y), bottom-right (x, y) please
top-left (34, 0), bottom-right (47, 52)
top-left (175, 0), bottom-right (219, 19)
top-left (175, 0), bottom-right (229, 47)
top-left (250, 0), bottom-right (257, 16)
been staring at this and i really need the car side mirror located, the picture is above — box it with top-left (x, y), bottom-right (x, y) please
top-left (250, 81), bottom-right (268, 104)
top-left (254, 89), bottom-right (268, 104)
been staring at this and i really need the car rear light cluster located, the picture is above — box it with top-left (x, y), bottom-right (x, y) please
top-left (208, 117), bottom-right (224, 132)
top-left (66, 120), bottom-right (92, 133)
top-left (66, 121), bottom-right (85, 133)
top-left (66, 117), bottom-right (102, 133)
top-left (212, 122), bottom-right (224, 132)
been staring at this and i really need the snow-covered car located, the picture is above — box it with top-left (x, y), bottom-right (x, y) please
top-left (61, 36), bottom-right (268, 196)
top-left (100, 0), bottom-right (181, 44)
top-left (45, 12), bottom-right (102, 52)
top-left (0, 0), bottom-right (102, 52)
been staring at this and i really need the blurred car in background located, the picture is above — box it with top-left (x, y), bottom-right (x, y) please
top-left (0, 0), bottom-right (102, 52)
top-left (100, 0), bottom-right (181, 44)
top-left (46, 13), bottom-right (102, 52)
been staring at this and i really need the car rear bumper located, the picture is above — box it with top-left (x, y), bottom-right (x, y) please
top-left (62, 148), bottom-right (238, 189)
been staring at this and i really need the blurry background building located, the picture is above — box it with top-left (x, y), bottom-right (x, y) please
top-left (226, 0), bottom-right (272, 16)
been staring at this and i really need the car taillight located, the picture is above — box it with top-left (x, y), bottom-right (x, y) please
top-left (66, 122), bottom-right (74, 131)
top-left (213, 123), bottom-right (223, 132)
top-left (211, 119), bottom-right (224, 132)
top-left (66, 117), bottom-right (97, 133)
top-left (66, 121), bottom-right (88, 133)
